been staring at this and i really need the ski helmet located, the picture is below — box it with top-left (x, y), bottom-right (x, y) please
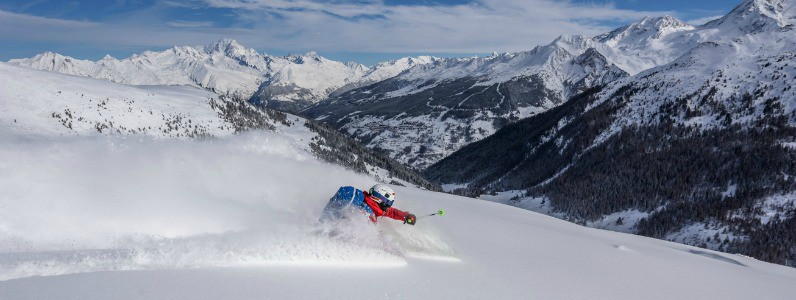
top-left (369, 184), bottom-right (396, 207)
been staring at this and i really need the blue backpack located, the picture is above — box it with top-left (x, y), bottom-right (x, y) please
top-left (321, 186), bottom-right (373, 220)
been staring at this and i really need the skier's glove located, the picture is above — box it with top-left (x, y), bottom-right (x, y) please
top-left (404, 214), bottom-right (417, 225)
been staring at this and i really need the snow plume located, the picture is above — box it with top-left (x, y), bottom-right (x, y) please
top-left (0, 132), bottom-right (450, 280)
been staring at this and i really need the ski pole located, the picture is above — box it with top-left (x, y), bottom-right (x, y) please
top-left (418, 209), bottom-right (445, 219)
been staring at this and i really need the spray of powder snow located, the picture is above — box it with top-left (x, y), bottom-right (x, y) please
top-left (0, 131), bottom-right (453, 280)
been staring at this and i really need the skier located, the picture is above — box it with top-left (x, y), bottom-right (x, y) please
top-left (322, 184), bottom-right (417, 225)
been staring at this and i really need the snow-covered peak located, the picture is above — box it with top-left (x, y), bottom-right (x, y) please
top-left (204, 39), bottom-right (258, 57)
top-left (703, 0), bottom-right (794, 33)
top-left (21, 51), bottom-right (76, 65)
top-left (9, 52), bottom-right (94, 76)
top-left (552, 34), bottom-right (597, 49)
top-left (550, 35), bottom-right (606, 58)
top-left (361, 55), bottom-right (439, 82)
top-left (345, 61), bottom-right (369, 72)
top-left (201, 39), bottom-right (267, 71)
top-left (650, 15), bottom-right (696, 31)
top-left (597, 16), bottom-right (694, 48)
top-left (372, 55), bottom-right (438, 69)
top-left (282, 51), bottom-right (332, 65)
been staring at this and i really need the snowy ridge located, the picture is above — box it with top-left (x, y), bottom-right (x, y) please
top-left (0, 63), bottom-right (236, 138)
top-left (598, 16), bottom-right (696, 48)
top-left (8, 40), bottom-right (436, 113)
top-left (595, 28), bottom-right (796, 140)
top-left (305, 34), bottom-right (629, 169)
top-left (704, 0), bottom-right (794, 34)
top-left (10, 40), bottom-right (267, 98)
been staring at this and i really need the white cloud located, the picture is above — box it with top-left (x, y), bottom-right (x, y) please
top-left (196, 0), bottom-right (666, 53)
top-left (167, 20), bottom-right (215, 28)
top-left (0, 0), bottom-right (672, 58)
top-left (0, 9), bottom-right (98, 29)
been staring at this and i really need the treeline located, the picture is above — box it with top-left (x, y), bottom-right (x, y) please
top-left (424, 86), bottom-right (611, 188)
top-left (729, 213), bottom-right (796, 267)
top-left (536, 119), bottom-right (796, 221)
top-left (210, 95), bottom-right (291, 132)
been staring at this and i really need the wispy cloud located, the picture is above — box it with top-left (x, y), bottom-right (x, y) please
top-left (193, 0), bottom-right (666, 53)
top-left (1, 0), bottom-right (674, 59)
top-left (167, 20), bottom-right (215, 28)
top-left (0, 9), bottom-right (98, 29)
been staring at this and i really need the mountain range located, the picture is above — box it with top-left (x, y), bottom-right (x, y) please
top-left (6, 11), bottom-right (726, 170)
top-left (8, 40), bottom-right (437, 114)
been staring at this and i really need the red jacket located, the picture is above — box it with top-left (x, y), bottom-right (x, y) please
top-left (363, 191), bottom-right (409, 222)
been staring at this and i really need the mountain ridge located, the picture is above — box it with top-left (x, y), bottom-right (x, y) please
top-left (8, 39), bottom-right (437, 114)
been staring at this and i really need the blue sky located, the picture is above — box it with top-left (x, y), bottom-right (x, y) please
top-left (0, 0), bottom-right (739, 65)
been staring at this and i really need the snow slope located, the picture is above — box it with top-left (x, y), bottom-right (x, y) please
top-left (1, 63), bottom-right (796, 300)
top-left (1, 131), bottom-right (795, 299)
top-left (0, 63), bottom-right (235, 138)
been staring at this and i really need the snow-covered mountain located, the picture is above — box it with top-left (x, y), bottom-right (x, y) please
top-left (7, 40), bottom-right (436, 114)
top-left (302, 11), bottom-right (767, 170)
top-left (9, 40), bottom-right (268, 99)
top-left (425, 0), bottom-right (796, 267)
top-left (0, 62), bottom-right (438, 190)
top-left (304, 36), bottom-right (629, 169)
top-left (704, 0), bottom-right (794, 34)
top-left (301, 0), bottom-right (796, 171)
top-left (249, 53), bottom-right (439, 113)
